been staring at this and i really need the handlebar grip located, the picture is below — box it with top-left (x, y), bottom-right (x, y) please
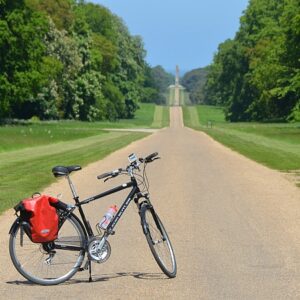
top-left (97, 168), bottom-right (122, 180)
top-left (145, 152), bottom-right (158, 163)
top-left (97, 172), bottom-right (112, 180)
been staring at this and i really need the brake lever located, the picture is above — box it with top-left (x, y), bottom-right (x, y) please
top-left (104, 171), bottom-right (121, 182)
top-left (104, 177), bottom-right (111, 183)
top-left (149, 157), bottom-right (160, 162)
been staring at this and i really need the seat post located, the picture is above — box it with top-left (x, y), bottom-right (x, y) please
top-left (66, 175), bottom-right (79, 201)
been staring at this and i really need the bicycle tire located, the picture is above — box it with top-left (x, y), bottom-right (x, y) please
top-left (9, 211), bottom-right (86, 285)
top-left (142, 205), bottom-right (177, 278)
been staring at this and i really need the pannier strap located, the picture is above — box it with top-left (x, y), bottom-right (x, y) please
top-left (52, 165), bottom-right (81, 177)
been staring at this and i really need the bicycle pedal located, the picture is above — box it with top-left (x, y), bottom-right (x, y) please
top-left (111, 231), bottom-right (115, 235)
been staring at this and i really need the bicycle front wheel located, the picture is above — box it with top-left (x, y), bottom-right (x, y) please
top-left (9, 212), bottom-right (86, 285)
top-left (142, 206), bottom-right (177, 278)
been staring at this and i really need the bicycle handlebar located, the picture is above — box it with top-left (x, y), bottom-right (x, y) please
top-left (97, 168), bottom-right (122, 180)
top-left (97, 153), bottom-right (160, 181)
top-left (143, 152), bottom-right (159, 163)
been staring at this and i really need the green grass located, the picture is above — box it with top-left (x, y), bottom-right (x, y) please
top-left (77, 103), bottom-right (158, 128)
top-left (151, 105), bottom-right (170, 128)
top-left (182, 106), bottom-right (200, 128)
top-left (183, 105), bottom-right (300, 172)
top-left (0, 103), bottom-right (167, 214)
top-left (0, 124), bottom-right (104, 153)
top-left (0, 103), bottom-right (161, 153)
top-left (168, 87), bottom-right (175, 105)
top-left (179, 89), bottom-right (185, 105)
top-left (183, 105), bottom-right (225, 126)
top-left (119, 103), bottom-right (155, 127)
top-left (162, 105), bottom-right (170, 127)
top-left (0, 131), bottom-right (148, 214)
top-left (180, 89), bottom-right (191, 106)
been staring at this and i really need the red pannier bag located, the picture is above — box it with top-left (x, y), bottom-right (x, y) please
top-left (21, 195), bottom-right (59, 243)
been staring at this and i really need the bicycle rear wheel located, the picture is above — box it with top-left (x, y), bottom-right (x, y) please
top-left (9, 212), bottom-right (86, 285)
top-left (142, 206), bottom-right (177, 278)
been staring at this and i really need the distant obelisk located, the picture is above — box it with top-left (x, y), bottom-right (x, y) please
top-left (175, 65), bottom-right (179, 87)
top-left (174, 65), bottom-right (180, 106)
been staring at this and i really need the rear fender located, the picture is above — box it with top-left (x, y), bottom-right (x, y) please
top-left (9, 218), bottom-right (20, 235)
top-left (9, 218), bottom-right (32, 241)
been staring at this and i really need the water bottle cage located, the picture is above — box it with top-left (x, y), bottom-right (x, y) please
top-left (99, 216), bottom-right (109, 229)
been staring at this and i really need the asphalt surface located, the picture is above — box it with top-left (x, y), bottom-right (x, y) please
top-left (1, 107), bottom-right (300, 299)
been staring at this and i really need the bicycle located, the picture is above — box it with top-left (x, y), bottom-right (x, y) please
top-left (9, 152), bottom-right (177, 285)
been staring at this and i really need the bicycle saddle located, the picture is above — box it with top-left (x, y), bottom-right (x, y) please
top-left (52, 165), bottom-right (82, 177)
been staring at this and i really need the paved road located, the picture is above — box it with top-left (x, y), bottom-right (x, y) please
top-left (1, 107), bottom-right (300, 299)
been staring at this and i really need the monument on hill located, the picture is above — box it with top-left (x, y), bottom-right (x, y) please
top-left (168, 65), bottom-right (185, 106)
top-left (174, 65), bottom-right (180, 106)
top-left (175, 65), bottom-right (180, 87)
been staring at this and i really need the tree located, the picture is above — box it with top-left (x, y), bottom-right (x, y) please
top-left (181, 67), bottom-right (209, 104)
top-left (280, 0), bottom-right (300, 121)
top-left (0, 0), bottom-right (50, 119)
top-left (204, 0), bottom-right (300, 122)
top-left (138, 65), bottom-right (172, 105)
top-left (109, 16), bottom-right (147, 118)
top-left (150, 65), bottom-right (174, 93)
top-left (0, 0), bottom-right (153, 121)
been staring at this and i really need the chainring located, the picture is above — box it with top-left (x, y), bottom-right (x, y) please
top-left (87, 237), bottom-right (111, 263)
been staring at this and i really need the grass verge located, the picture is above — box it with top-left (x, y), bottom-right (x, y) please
top-left (0, 131), bottom-right (148, 214)
top-left (0, 103), bottom-right (167, 214)
top-left (0, 103), bottom-right (158, 153)
top-left (183, 105), bottom-right (300, 172)
top-left (152, 106), bottom-right (169, 128)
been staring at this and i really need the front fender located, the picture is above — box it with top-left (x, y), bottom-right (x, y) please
top-left (140, 203), bottom-right (151, 235)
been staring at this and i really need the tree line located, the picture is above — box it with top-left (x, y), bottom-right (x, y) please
top-left (196, 0), bottom-right (300, 122)
top-left (181, 67), bottom-right (209, 104)
top-left (0, 0), bottom-right (171, 122)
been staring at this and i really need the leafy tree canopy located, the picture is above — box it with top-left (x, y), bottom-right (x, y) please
top-left (0, 0), bottom-right (161, 121)
top-left (181, 67), bottom-right (209, 104)
top-left (204, 0), bottom-right (300, 122)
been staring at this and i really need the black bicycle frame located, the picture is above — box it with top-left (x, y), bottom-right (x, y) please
top-left (74, 177), bottom-right (141, 237)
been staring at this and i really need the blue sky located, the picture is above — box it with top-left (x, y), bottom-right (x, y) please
top-left (92, 0), bottom-right (249, 74)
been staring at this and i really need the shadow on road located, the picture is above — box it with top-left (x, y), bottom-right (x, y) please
top-left (89, 271), bottom-right (169, 283)
top-left (6, 271), bottom-right (169, 286)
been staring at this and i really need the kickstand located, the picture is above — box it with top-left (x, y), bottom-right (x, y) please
top-left (88, 259), bottom-right (92, 282)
